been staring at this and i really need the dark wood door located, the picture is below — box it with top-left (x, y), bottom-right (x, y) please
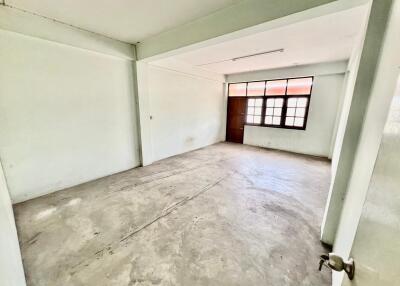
top-left (226, 97), bottom-right (247, 143)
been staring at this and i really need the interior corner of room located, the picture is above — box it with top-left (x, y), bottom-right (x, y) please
top-left (1, 0), bottom-right (400, 285)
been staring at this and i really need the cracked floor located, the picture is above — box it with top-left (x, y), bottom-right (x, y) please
top-left (14, 143), bottom-right (332, 286)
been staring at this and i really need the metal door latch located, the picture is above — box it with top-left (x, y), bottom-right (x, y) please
top-left (319, 253), bottom-right (355, 280)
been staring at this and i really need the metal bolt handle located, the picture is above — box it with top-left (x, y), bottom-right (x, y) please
top-left (319, 253), bottom-right (355, 280)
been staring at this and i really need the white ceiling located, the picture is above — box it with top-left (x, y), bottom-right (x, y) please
top-left (5, 0), bottom-right (241, 43)
top-left (152, 5), bottom-right (369, 75)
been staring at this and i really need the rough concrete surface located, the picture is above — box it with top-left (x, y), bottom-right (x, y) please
top-left (14, 143), bottom-right (332, 286)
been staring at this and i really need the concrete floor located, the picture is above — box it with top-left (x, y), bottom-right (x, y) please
top-left (15, 143), bottom-right (332, 286)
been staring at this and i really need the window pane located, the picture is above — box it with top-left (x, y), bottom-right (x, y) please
top-left (294, 117), bottom-right (304, 127)
top-left (275, 98), bottom-right (283, 107)
top-left (287, 108), bottom-right (295, 116)
top-left (255, 98), bottom-right (263, 107)
top-left (247, 81), bottom-right (265, 96)
top-left (229, 83), bottom-right (247, 97)
top-left (254, 116), bottom-right (261, 124)
top-left (266, 108), bottom-right (273, 115)
top-left (248, 98), bottom-right (255, 106)
top-left (272, 117), bottom-right (281, 125)
top-left (266, 99), bottom-right (275, 107)
top-left (296, 108), bottom-right (306, 117)
top-left (265, 116), bottom-right (273, 124)
top-left (297, 98), bottom-right (308, 107)
top-left (285, 117), bottom-right (294, 126)
top-left (247, 107), bottom-right (255, 114)
top-left (288, 98), bottom-right (297, 107)
top-left (254, 107), bottom-right (262, 115)
top-left (287, 77), bottom-right (313, 95)
top-left (265, 80), bottom-right (287, 95)
top-left (246, 115), bottom-right (253, 123)
top-left (274, 108), bottom-right (282, 116)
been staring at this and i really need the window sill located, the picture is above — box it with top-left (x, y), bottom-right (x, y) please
top-left (244, 124), bottom-right (306, 131)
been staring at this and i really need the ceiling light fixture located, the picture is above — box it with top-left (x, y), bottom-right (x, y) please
top-left (196, 48), bottom-right (284, 66)
top-left (231, 48), bottom-right (284, 61)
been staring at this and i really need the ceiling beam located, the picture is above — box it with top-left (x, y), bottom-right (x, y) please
top-left (137, 0), bottom-right (370, 61)
top-left (0, 5), bottom-right (135, 60)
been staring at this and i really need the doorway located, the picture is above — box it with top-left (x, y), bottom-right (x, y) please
top-left (226, 97), bottom-right (246, 143)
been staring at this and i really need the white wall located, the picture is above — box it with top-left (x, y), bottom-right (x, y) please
top-left (0, 29), bottom-right (140, 203)
top-left (226, 61), bottom-right (346, 158)
top-left (0, 161), bottom-right (26, 286)
top-left (146, 64), bottom-right (225, 162)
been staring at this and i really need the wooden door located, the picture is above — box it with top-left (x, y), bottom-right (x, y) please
top-left (226, 97), bottom-right (247, 143)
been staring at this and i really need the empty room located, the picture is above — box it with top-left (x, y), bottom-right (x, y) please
top-left (1, 0), bottom-right (400, 286)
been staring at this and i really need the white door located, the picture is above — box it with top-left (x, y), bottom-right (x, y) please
top-left (323, 0), bottom-right (400, 284)
top-left (341, 78), bottom-right (400, 285)
top-left (0, 161), bottom-right (26, 286)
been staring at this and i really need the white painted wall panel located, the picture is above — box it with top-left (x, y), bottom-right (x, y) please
top-left (0, 30), bottom-right (140, 203)
top-left (147, 65), bottom-right (225, 162)
top-left (0, 161), bottom-right (26, 286)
